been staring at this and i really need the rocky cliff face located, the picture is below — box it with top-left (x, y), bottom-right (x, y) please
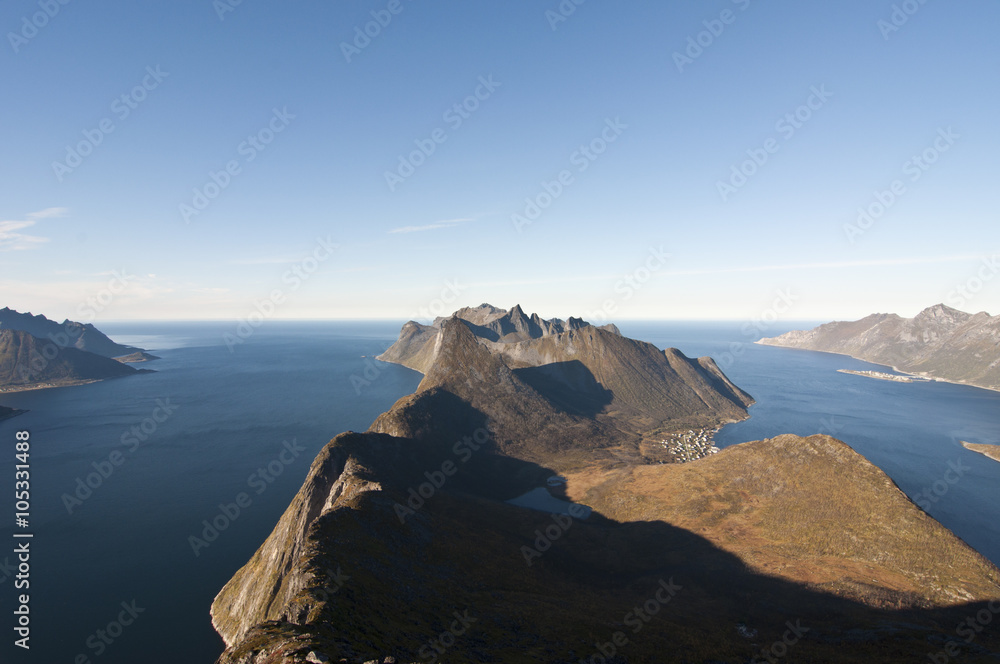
top-left (211, 306), bottom-right (1000, 664)
top-left (759, 304), bottom-right (1000, 390)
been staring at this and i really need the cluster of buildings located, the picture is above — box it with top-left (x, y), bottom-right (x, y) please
top-left (657, 428), bottom-right (721, 463)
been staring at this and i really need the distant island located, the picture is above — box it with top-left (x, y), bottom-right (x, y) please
top-left (963, 441), bottom-right (1000, 463)
top-left (211, 304), bottom-right (1000, 664)
top-left (0, 307), bottom-right (155, 399)
top-left (759, 304), bottom-right (1000, 392)
top-left (114, 351), bottom-right (160, 363)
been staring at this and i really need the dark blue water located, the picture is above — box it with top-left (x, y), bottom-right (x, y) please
top-left (0, 322), bottom-right (422, 664)
top-left (0, 320), bottom-right (997, 663)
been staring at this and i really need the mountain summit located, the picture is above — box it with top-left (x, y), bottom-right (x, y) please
top-left (378, 304), bottom-right (752, 456)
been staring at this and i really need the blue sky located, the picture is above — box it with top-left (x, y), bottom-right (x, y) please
top-left (2, 0), bottom-right (998, 322)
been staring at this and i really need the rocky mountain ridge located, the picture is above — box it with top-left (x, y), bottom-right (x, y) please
top-left (758, 303), bottom-right (1000, 391)
top-left (0, 306), bottom-right (140, 358)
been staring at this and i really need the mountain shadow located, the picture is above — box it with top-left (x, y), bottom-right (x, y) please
top-left (213, 393), bottom-right (1000, 664)
top-left (513, 360), bottom-right (614, 418)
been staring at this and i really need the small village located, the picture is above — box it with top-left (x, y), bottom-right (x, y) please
top-left (657, 427), bottom-right (721, 463)
top-left (838, 369), bottom-right (917, 383)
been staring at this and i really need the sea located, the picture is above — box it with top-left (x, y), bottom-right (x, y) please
top-left (0, 320), bottom-right (997, 664)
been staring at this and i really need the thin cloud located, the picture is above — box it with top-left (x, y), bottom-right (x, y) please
top-left (0, 220), bottom-right (47, 251)
top-left (0, 207), bottom-right (69, 251)
top-left (388, 217), bottom-right (474, 234)
top-left (28, 207), bottom-right (69, 220)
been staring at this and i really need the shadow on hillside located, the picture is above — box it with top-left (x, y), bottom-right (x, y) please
top-left (513, 360), bottom-right (614, 419)
top-left (268, 393), bottom-right (1000, 664)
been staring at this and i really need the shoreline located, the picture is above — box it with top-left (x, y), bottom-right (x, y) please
top-left (0, 378), bottom-right (103, 395)
top-left (755, 341), bottom-right (1000, 395)
top-left (961, 441), bottom-right (1000, 463)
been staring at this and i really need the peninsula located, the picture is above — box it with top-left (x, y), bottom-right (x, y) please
top-left (759, 304), bottom-right (1000, 392)
top-left (963, 441), bottom-right (1000, 463)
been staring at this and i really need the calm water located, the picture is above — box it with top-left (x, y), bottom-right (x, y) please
top-left (0, 320), bottom-right (997, 663)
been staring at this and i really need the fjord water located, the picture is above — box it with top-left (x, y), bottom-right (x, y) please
top-left (0, 321), bottom-right (997, 664)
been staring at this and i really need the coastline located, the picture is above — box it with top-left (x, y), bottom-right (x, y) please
top-left (754, 341), bottom-right (1000, 395)
top-left (962, 441), bottom-right (1000, 463)
top-left (0, 378), bottom-right (103, 394)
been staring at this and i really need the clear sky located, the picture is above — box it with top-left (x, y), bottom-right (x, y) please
top-left (2, 0), bottom-right (998, 323)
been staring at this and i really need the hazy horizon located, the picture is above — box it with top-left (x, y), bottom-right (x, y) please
top-left (3, 1), bottom-right (998, 323)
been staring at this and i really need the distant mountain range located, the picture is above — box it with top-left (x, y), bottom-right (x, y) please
top-left (0, 307), bottom-right (152, 395)
top-left (758, 304), bottom-right (1000, 391)
top-left (211, 304), bottom-right (1000, 664)
top-left (0, 306), bottom-right (140, 358)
